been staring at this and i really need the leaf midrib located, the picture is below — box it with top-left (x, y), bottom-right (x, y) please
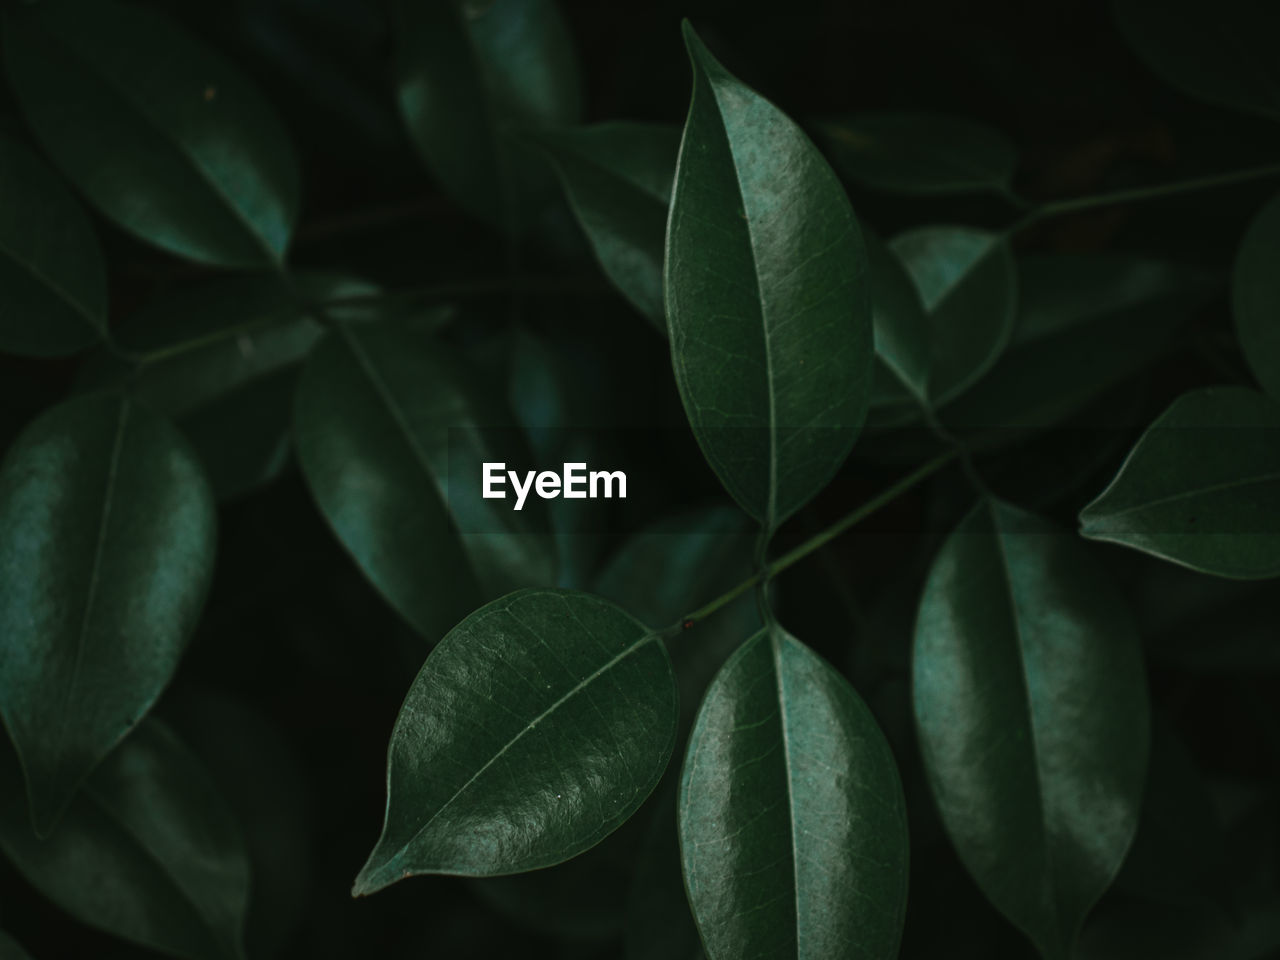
top-left (1084, 469), bottom-right (1280, 523)
top-left (371, 614), bottom-right (659, 877)
top-left (0, 233), bottom-right (102, 335)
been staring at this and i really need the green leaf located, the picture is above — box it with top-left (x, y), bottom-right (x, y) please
top-left (0, 720), bottom-right (249, 960)
top-left (866, 228), bottom-right (931, 420)
top-left (0, 394), bottom-right (217, 833)
top-left (352, 589), bottom-right (678, 891)
top-left (1080, 387), bottom-right (1280, 579)
top-left (944, 254), bottom-right (1215, 434)
top-left (3, 0), bottom-right (300, 267)
top-left (1234, 190), bottom-right (1280, 401)
top-left (536, 122), bottom-right (680, 325)
top-left (0, 131), bottom-right (106, 357)
top-left (392, 0), bottom-right (581, 229)
top-left (819, 112), bottom-right (1019, 198)
top-left (294, 320), bottom-right (556, 640)
top-left (913, 499), bottom-right (1150, 960)
top-left (679, 622), bottom-right (909, 960)
top-left (79, 275), bottom-right (368, 500)
top-left (890, 225), bottom-right (1016, 406)
top-left (665, 23), bottom-right (874, 533)
top-left (1114, 0), bottom-right (1280, 121)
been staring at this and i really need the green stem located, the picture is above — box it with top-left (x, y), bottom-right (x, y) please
top-left (1009, 162), bottom-right (1280, 235)
top-left (675, 450), bottom-right (957, 631)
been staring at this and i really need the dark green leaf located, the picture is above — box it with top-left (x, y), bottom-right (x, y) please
top-left (1234, 190), bottom-right (1280, 401)
top-left (3, 0), bottom-right (300, 267)
top-left (679, 622), bottom-right (909, 960)
top-left (890, 225), bottom-right (1016, 406)
top-left (1079, 387), bottom-right (1280, 579)
top-left (392, 0), bottom-right (581, 229)
top-left (913, 499), bottom-right (1149, 960)
top-left (537, 122), bottom-right (680, 324)
top-left (665, 23), bottom-right (873, 533)
top-left (0, 720), bottom-right (249, 960)
top-left (0, 131), bottom-right (106, 357)
top-left (944, 254), bottom-right (1215, 434)
top-left (80, 275), bottom-right (368, 500)
top-left (294, 321), bottom-right (556, 639)
top-left (867, 228), bottom-right (930, 413)
top-left (819, 112), bottom-right (1018, 198)
top-left (352, 589), bottom-right (677, 891)
top-left (1114, 0), bottom-right (1280, 121)
top-left (0, 394), bottom-right (216, 833)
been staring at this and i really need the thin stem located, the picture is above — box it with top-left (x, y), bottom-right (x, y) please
top-left (319, 274), bottom-right (611, 309)
top-left (674, 450), bottom-right (957, 632)
top-left (1008, 162), bottom-right (1280, 235)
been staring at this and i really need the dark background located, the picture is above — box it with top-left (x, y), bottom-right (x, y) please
top-left (1, 1), bottom-right (1278, 957)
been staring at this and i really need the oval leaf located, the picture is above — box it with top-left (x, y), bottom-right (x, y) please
top-left (665, 23), bottom-right (873, 532)
top-left (866, 228), bottom-right (931, 420)
top-left (537, 122), bottom-right (680, 324)
top-left (1080, 387), bottom-right (1280, 579)
top-left (913, 499), bottom-right (1149, 960)
top-left (392, 0), bottom-right (581, 229)
top-left (679, 623), bottom-right (909, 960)
top-left (4, 0), bottom-right (300, 267)
top-left (1234, 190), bottom-right (1280, 401)
top-left (890, 225), bottom-right (1016, 406)
top-left (819, 112), bottom-right (1019, 198)
top-left (294, 321), bottom-right (556, 639)
top-left (0, 720), bottom-right (249, 960)
top-left (0, 132), bottom-right (106, 357)
top-left (0, 394), bottom-right (216, 833)
top-left (352, 589), bottom-right (678, 891)
top-left (1115, 0), bottom-right (1280, 121)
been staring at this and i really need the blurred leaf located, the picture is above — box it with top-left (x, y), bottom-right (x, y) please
top-left (679, 621), bottom-right (909, 960)
top-left (0, 394), bottom-right (216, 833)
top-left (890, 225), bottom-right (1016, 407)
top-left (80, 275), bottom-right (370, 500)
top-left (1234, 190), bottom-right (1280, 401)
top-left (666, 23), bottom-right (873, 534)
top-left (819, 112), bottom-right (1018, 198)
top-left (0, 930), bottom-right (32, 960)
top-left (0, 132), bottom-right (106, 358)
top-left (913, 500), bottom-right (1149, 960)
top-left (536, 122), bottom-right (680, 325)
top-left (595, 505), bottom-right (760, 729)
top-left (294, 320), bottom-right (556, 639)
top-left (867, 228), bottom-right (930, 415)
top-left (353, 589), bottom-right (677, 891)
top-left (391, 0), bottom-right (581, 229)
top-left (1080, 387), bottom-right (1280, 579)
top-left (0, 720), bottom-right (249, 960)
top-left (945, 254), bottom-right (1216, 434)
top-left (1115, 0), bottom-right (1280, 121)
top-left (3, 0), bottom-right (300, 268)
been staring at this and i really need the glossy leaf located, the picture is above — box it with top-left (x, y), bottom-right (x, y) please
top-left (3, 0), bottom-right (300, 267)
top-left (1234, 190), bottom-right (1280, 401)
top-left (0, 132), bottom-right (106, 357)
top-left (0, 394), bottom-right (216, 833)
top-left (0, 720), bottom-right (249, 960)
top-left (537, 122), bottom-right (680, 324)
top-left (392, 0), bottom-right (581, 228)
top-left (294, 320), bottom-right (556, 639)
top-left (1115, 0), bottom-right (1280, 121)
top-left (913, 499), bottom-right (1149, 960)
top-left (665, 23), bottom-right (873, 532)
top-left (890, 225), bottom-right (1016, 406)
top-left (79, 275), bottom-right (368, 500)
top-left (679, 622), bottom-right (909, 960)
top-left (944, 254), bottom-right (1215, 434)
top-left (819, 112), bottom-right (1018, 198)
top-left (353, 589), bottom-right (678, 891)
top-left (1080, 387), bottom-right (1280, 579)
